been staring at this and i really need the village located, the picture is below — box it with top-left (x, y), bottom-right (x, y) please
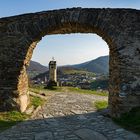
top-left (31, 59), bottom-right (109, 91)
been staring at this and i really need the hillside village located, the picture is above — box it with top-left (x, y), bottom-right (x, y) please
top-left (28, 56), bottom-right (109, 90)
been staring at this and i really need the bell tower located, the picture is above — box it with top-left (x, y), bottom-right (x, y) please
top-left (47, 57), bottom-right (58, 87)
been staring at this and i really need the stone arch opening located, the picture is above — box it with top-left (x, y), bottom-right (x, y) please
top-left (20, 24), bottom-right (119, 117)
top-left (29, 33), bottom-right (109, 100)
top-left (0, 8), bottom-right (140, 117)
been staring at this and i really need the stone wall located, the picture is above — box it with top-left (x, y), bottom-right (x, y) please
top-left (0, 8), bottom-right (140, 117)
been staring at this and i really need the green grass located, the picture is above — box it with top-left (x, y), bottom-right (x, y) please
top-left (66, 87), bottom-right (108, 96)
top-left (0, 111), bottom-right (28, 132)
top-left (94, 100), bottom-right (108, 110)
top-left (113, 107), bottom-right (140, 134)
top-left (30, 96), bottom-right (45, 108)
top-left (0, 95), bottom-right (45, 132)
top-left (0, 121), bottom-right (17, 131)
top-left (30, 85), bottom-right (63, 94)
top-left (30, 86), bottom-right (108, 96)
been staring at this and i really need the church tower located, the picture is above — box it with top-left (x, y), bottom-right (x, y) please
top-left (47, 58), bottom-right (58, 87)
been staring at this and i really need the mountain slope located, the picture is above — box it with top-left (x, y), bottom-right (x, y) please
top-left (27, 55), bottom-right (109, 79)
top-left (27, 60), bottom-right (48, 73)
top-left (72, 56), bottom-right (109, 74)
top-left (27, 61), bottom-right (48, 78)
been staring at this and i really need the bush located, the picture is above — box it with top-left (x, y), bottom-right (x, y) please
top-left (94, 100), bottom-right (108, 110)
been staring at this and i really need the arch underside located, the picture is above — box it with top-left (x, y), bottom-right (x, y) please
top-left (0, 8), bottom-right (140, 117)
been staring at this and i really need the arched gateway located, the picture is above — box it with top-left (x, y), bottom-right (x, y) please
top-left (0, 8), bottom-right (140, 117)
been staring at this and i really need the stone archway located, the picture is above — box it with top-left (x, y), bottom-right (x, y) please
top-left (0, 8), bottom-right (140, 117)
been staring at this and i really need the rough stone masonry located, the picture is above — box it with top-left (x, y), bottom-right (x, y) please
top-left (0, 8), bottom-right (140, 117)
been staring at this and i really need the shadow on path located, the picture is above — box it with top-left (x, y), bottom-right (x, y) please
top-left (0, 111), bottom-right (139, 140)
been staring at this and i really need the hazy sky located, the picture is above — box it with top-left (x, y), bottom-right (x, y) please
top-left (0, 0), bottom-right (140, 66)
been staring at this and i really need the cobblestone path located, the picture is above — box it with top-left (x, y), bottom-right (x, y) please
top-left (0, 91), bottom-right (139, 140)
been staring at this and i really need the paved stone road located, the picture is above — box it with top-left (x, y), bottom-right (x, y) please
top-left (0, 91), bottom-right (139, 140)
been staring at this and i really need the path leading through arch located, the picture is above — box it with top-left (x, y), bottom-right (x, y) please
top-left (0, 89), bottom-right (139, 140)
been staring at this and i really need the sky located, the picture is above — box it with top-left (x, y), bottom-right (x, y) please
top-left (0, 0), bottom-right (140, 66)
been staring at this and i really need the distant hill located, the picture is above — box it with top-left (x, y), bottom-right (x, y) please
top-left (27, 61), bottom-right (48, 78)
top-left (72, 56), bottom-right (109, 74)
top-left (27, 55), bottom-right (109, 79)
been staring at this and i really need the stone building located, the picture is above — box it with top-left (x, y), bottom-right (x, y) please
top-left (47, 59), bottom-right (58, 87)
